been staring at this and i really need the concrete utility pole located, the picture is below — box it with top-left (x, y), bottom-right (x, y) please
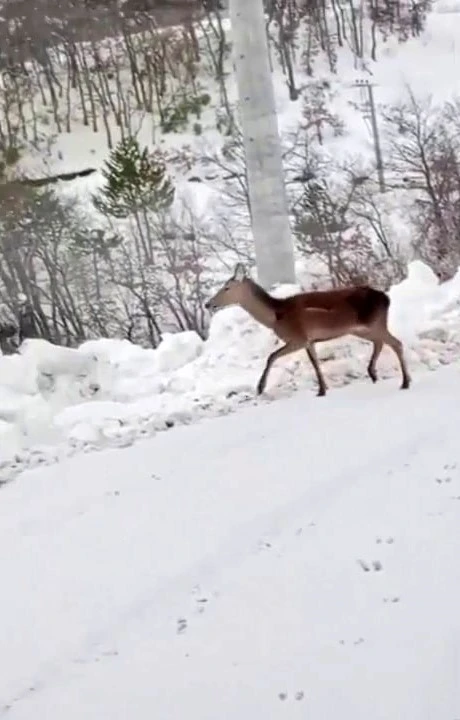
top-left (229, 0), bottom-right (296, 287)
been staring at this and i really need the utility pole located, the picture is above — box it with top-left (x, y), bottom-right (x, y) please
top-left (354, 79), bottom-right (385, 193)
top-left (229, 0), bottom-right (296, 287)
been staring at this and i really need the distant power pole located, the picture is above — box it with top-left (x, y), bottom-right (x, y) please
top-left (354, 79), bottom-right (385, 193)
top-left (229, 0), bottom-right (296, 287)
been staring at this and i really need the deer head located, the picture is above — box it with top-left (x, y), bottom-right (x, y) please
top-left (205, 262), bottom-right (249, 311)
top-left (0, 322), bottom-right (18, 341)
top-left (0, 322), bottom-right (19, 354)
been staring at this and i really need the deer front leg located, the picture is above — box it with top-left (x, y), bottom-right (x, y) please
top-left (257, 341), bottom-right (302, 395)
top-left (305, 342), bottom-right (328, 397)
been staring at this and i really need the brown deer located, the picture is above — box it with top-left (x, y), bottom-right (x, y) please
top-left (205, 263), bottom-right (411, 397)
top-left (0, 322), bottom-right (19, 355)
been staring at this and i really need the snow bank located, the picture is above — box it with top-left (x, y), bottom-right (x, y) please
top-left (1, 261), bottom-right (460, 483)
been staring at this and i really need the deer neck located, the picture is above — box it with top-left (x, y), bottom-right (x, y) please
top-left (240, 281), bottom-right (278, 329)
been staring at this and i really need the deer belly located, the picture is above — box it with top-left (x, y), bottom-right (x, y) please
top-left (310, 324), bottom-right (366, 342)
top-left (312, 328), bottom-right (344, 341)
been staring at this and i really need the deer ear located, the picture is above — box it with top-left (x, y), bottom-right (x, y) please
top-left (233, 262), bottom-right (247, 281)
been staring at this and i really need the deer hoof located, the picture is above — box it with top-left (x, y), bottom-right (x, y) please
top-left (317, 387), bottom-right (327, 397)
top-left (401, 379), bottom-right (411, 390)
top-left (256, 383), bottom-right (264, 395)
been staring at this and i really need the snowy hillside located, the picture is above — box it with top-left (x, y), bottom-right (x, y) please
top-left (2, 358), bottom-right (460, 718)
top-left (1, 1), bottom-right (460, 352)
top-left (2, 1), bottom-right (460, 343)
top-left (9, 2), bottom-right (460, 180)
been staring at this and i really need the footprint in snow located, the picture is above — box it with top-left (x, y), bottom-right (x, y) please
top-left (339, 637), bottom-right (365, 647)
top-left (195, 597), bottom-right (209, 614)
top-left (257, 539), bottom-right (272, 552)
top-left (358, 559), bottom-right (383, 573)
top-left (359, 534), bottom-right (397, 572)
top-left (278, 691), bottom-right (305, 702)
top-left (435, 476), bottom-right (452, 484)
top-left (435, 462), bottom-right (458, 486)
top-left (187, 584), bottom-right (216, 622)
top-left (177, 618), bottom-right (187, 635)
top-left (175, 587), bottom-right (214, 637)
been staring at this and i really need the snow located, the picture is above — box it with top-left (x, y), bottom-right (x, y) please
top-left (1, 351), bottom-right (460, 718)
top-left (2, 7), bottom-right (460, 715)
top-left (1, 259), bottom-right (460, 484)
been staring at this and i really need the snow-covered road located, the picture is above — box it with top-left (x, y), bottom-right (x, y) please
top-left (1, 364), bottom-right (460, 719)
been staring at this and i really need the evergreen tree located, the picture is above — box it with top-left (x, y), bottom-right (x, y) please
top-left (93, 137), bottom-right (175, 219)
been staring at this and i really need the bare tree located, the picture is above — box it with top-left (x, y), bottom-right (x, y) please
top-left (383, 92), bottom-right (460, 279)
top-left (293, 163), bottom-right (405, 288)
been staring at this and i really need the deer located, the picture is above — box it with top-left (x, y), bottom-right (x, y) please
top-left (0, 322), bottom-right (19, 355)
top-left (205, 263), bottom-right (411, 398)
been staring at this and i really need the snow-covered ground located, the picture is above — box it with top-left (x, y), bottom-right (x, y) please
top-left (1, 351), bottom-right (460, 719)
top-left (1, 259), bottom-right (460, 484)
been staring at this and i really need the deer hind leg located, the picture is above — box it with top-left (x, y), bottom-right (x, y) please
top-left (306, 343), bottom-right (328, 397)
top-left (352, 330), bottom-right (383, 384)
top-left (257, 341), bottom-right (302, 395)
top-left (382, 330), bottom-right (411, 390)
top-left (367, 339), bottom-right (384, 383)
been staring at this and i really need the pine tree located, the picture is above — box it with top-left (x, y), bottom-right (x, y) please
top-left (92, 137), bottom-right (175, 219)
